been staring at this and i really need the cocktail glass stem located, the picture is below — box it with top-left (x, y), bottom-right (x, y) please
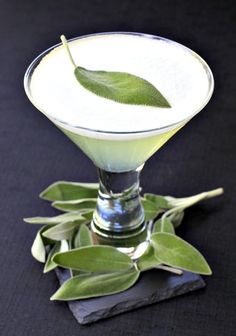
top-left (92, 165), bottom-right (146, 241)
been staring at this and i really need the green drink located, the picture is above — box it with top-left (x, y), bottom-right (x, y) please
top-left (60, 124), bottom-right (182, 172)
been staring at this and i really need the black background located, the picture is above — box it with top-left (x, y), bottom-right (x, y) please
top-left (0, 0), bottom-right (235, 335)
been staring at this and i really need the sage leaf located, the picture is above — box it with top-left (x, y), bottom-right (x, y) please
top-left (74, 66), bottom-right (171, 108)
top-left (24, 212), bottom-right (84, 225)
top-left (53, 245), bottom-right (133, 272)
top-left (168, 210), bottom-right (185, 228)
top-left (31, 225), bottom-right (51, 263)
top-left (73, 231), bottom-right (80, 249)
top-left (44, 240), bottom-right (69, 273)
top-left (72, 225), bottom-right (93, 276)
top-left (52, 198), bottom-right (96, 212)
top-left (67, 239), bottom-right (80, 277)
top-left (51, 268), bottom-right (140, 301)
top-left (151, 233), bottom-right (212, 275)
top-left (42, 235), bottom-right (55, 246)
top-left (61, 35), bottom-right (171, 108)
top-left (42, 219), bottom-right (86, 241)
top-left (137, 245), bottom-right (161, 271)
top-left (153, 217), bottom-right (175, 234)
top-left (80, 210), bottom-right (94, 220)
top-left (74, 224), bottom-right (93, 248)
top-left (44, 242), bottom-right (61, 273)
top-left (166, 188), bottom-right (224, 210)
top-left (141, 199), bottom-right (162, 221)
top-left (144, 194), bottom-right (169, 209)
top-left (40, 181), bottom-right (98, 201)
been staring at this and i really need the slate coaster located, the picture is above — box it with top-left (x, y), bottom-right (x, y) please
top-left (55, 268), bottom-right (205, 325)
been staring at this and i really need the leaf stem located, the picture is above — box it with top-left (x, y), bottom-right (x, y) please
top-left (161, 205), bottom-right (185, 225)
top-left (168, 187), bottom-right (224, 208)
top-left (140, 263), bottom-right (183, 275)
top-left (155, 265), bottom-right (183, 275)
top-left (60, 35), bottom-right (77, 68)
top-left (160, 187), bottom-right (224, 231)
top-left (202, 187), bottom-right (224, 199)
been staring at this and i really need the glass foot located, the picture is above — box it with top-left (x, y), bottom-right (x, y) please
top-left (90, 220), bottom-right (153, 259)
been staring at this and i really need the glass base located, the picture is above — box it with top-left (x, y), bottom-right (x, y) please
top-left (91, 220), bottom-right (152, 259)
top-left (91, 218), bottom-right (147, 239)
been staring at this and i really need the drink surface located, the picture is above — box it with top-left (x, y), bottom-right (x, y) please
top-left (29, 33), bottom-right (212, 138)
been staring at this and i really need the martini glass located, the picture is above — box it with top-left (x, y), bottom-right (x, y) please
top-left (24, 32), bottom-right (214, 253)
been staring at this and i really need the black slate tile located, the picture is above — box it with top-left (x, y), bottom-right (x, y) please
top-left (55, 268), bottom-right (205, 325)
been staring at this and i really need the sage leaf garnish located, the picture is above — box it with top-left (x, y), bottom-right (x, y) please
top-left (26, 182), bottom-right (223, 301)
top-left (74, 223), bottom-right (93, 247)
top-left (144, 194), bottom-right (170, 209)
top-left (31, 225), bottom-right (52, 263)
top-left (52, 198), bottom-right (96, 212)
top-left (151, 233), bottom-right (212, 275)
top-left (71, 225), bottom-right (93, 276)
top-left (51, 268), bottom-right (140, 301)
top-left (24, 212), bottom-right (85, 225)
top-left (53, 245), bottom-right (133, 272)
top-left (165, 188), bottom-right (224, 210)
top-left (44, 240), bottom-right (69, 273)
top-left (60, 35), bottom-right (171, 108)
top-left (44, 242), bottom-right (61, 273)
top-left (40, 181), bottom-right (98, 201)
top-left (168, 210), bottom-right (185, 228)
top-left (74, 66), bottom-right (171, 108)
top-left (80, 210), bottom-right (94, 220)
top-left (43, 241), bottom-right (61, 273)
top-left (42, 219), bottom-right (86, 241)
top-left (141, 198), bottom-right (162, 220)
top-left (137, 245), bottom-right (161, 271)
top-left (153, 217), bottom-right (175, 234)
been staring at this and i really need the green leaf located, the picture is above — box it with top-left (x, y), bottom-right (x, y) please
top-left (31, 225), bottom-right (51, 263)
top-left (44, 242), bottom-right (60, 273)
top-left (42, 219), bottom-right (86, 241)
top-left (165, 188), bottom-right (224, 209)
top-left (67, 239), bottom-right (80, 277)
top-left (153, 217), bottom-right (175, 234)
top-left (144, 194), bottom-right (169, 209)
top-left (60, 35), bottom-right (171, 108)
top-left (41, 235), bottom-right (55, 246)
top-left (53, 245), bottom-right (133, 272)
top-left (24, 212), bottom-right (84, 225)
top-left (74, 66), bottom-right (171, 108)
top-left (151, 233), bottom-right (212, 275)
top-left (52, 198), bottom-right (96, 212)
top-left (40, 181), bottom-right (98, 201)
top-left (71, 225), bottom-right (93, 276)
top-left (44, 240), bottom-right (69, 273)
top-left (137, 245), bottom-right (161, 271)
top-left (51, 268), bottom-right (140, 300)
top-left (169, 210), bottom-right (185, 228)
top-left (73, 231), bottom-right (80, 249)
top-left (80, 210), bottom-right (94, 220)
top-left (74, 224), bottom-right (93, 248)
top-left (141, 199), bottom-right (162, 221)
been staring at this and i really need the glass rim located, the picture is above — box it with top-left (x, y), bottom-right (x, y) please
top-left (24, 31), bottom-right (214, 136)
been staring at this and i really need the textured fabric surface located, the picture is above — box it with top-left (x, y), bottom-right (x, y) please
top-left (0, 0), bottom-right (235, 335)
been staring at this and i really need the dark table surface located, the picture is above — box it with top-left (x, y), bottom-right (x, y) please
top-left (0, 0), bottom-right (235, 335)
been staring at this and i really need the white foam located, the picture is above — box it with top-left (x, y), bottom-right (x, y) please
top-left (29, 33), bottom-right (213, 136)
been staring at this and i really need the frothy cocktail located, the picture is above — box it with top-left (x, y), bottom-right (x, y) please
top-left (26, 33), bottom-right (213, 172)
